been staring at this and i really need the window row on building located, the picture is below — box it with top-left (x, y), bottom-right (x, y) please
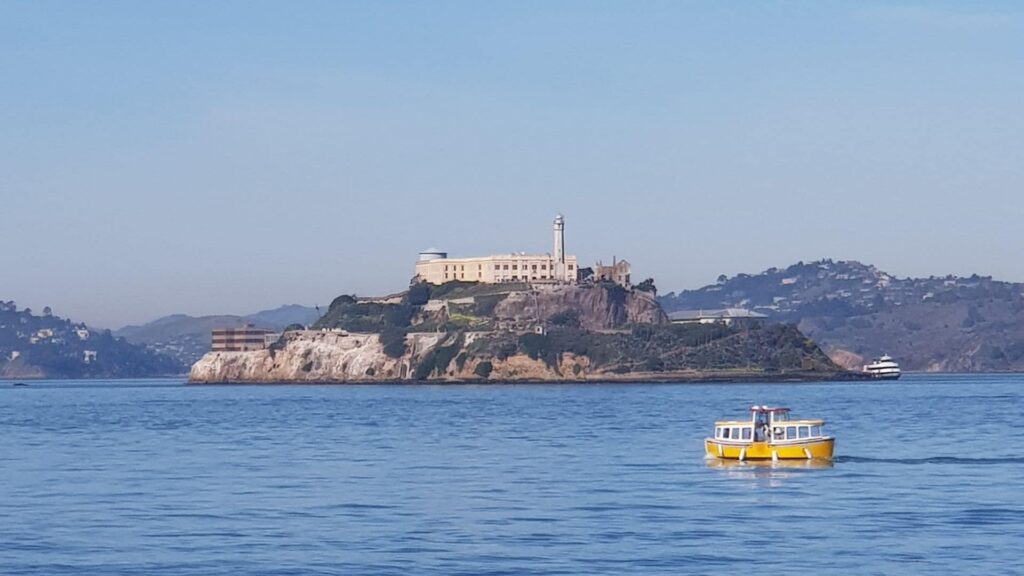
top-left (415, 254), bottom-right (579, 285)
top-left (211, 325), bottom-right (279, 352)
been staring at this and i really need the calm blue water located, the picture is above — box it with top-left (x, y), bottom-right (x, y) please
top-left (2, 374), bottom-right (1023, 575)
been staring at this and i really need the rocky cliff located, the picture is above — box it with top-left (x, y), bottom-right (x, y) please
top-left (312, 282), bottom-right (666, 334)
top-left (190, 330), bottom-right (443, 383)
top-left (190, 282), bottom-right (852, 384)
top-left (492, 284), bottom-right (666, 330)
top-left (190, 323), bottom-right (849, 384)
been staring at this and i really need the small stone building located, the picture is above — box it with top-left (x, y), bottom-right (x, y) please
top-left (593, 258), bottom-right (631, 287)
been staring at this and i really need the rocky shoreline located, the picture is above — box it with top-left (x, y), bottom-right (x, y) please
top-left (188, 371), bottom-right (870, 385)
top-left (188, 328), bottom-right (861, 385)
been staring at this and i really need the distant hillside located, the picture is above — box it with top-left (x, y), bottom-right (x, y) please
top-left (659, 260), bottom-right (1024, 372)
top-left (0, 301), bottom-right (183, 379)
top-left (115, 305), bottom-right (321, 366)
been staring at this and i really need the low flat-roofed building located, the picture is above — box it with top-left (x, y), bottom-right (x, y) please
top-left (211, 324), bottom-right (275, 352)
top-left (668, 308), bottom-right (768, 327)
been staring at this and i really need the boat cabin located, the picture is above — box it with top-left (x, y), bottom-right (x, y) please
top-left (712, 406), bottom-right (828, 444)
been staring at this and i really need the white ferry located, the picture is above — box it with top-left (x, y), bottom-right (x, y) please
top-left (863, 354), bottom-right (901, 380)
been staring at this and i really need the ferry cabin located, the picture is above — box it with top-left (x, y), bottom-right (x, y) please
top-left (713, 421), bottom-right (826, 444)
top-left (705, 406), bottom-right (835, 461)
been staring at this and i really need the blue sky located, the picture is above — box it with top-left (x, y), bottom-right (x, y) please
top-left (2, 1), bottom-right (1022, 327)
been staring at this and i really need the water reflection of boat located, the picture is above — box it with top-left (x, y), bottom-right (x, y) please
top-left (704, 406), bottom-right (835, 461)
top-left (705, 458), bottom-right (834, 470)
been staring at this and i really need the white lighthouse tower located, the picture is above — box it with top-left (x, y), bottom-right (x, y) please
top-left (553, 213), bottom-right (566, 281)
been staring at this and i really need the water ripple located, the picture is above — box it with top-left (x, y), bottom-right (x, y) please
top-left (836, 455), bottom-right (1024, 465)
top-left (1, 374), bottom-right (1022, 574)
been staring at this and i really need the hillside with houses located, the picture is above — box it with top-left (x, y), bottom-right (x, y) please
top-left (659, 260), bottom-right (1024, 372)
top-left (0, 301), bottom-right (184, 379)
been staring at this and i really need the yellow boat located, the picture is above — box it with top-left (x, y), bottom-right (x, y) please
top-left (704, 405), bottom-right (834, 461)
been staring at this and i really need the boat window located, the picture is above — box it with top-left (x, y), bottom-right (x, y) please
top-left (811, 426), bottom-right (821, 437)
top-left (722, 428), bottom-right (730, 439)
top-left (715, 427), bottom-right (722, 438)
top-left (799, 426), bottom-right (810, 438)
top-left (786, 426), bottom-right (797, 439)
top-left (741, 428), bottom-right (752, 440)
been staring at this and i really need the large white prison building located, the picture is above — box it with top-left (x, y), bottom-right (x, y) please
top-left (414, 215), bottom-right (578, 285)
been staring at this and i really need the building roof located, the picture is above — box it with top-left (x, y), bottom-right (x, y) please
top-left (595, 259), bottom-right (631, 269)
top-left (668, 308), bottom-right (768, 321)
top-left (420, 253), bottom-right (576, 262)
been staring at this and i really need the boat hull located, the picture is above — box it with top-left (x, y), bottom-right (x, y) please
top-left (704, 438), bottom-right (834, 461)
top-left (866, 373), bottom-right (901, 380)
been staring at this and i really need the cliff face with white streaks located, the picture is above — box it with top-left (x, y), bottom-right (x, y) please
top-left (189, 330), bottom-right (442, 383)
top-left (189, 323), bottom-right (849, 384)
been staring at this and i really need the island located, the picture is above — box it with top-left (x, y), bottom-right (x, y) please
top-left (189, 282), bottom-right (857, 384)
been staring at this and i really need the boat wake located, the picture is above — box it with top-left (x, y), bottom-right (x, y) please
top-left (835, 455), bottom-right (1024, 465)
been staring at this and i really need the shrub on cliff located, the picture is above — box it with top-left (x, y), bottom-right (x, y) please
top-left (454, 322), bottom-right (838, 375)
top-left (380, 326), bottom-right (407, 358)
top-left (428, 281), bottom-right (480, 300)
top-left (429, 281), bottom-right (528, 301)
top-left (548, 309), bottom-right (581, 328)
top-left (383, 304), bottom-right (416, 327)
top-left (473, 360), bottom-right (493, 379)
top-left (473, 294), bottom-right (508, 317)
top-left (635, 278), bottom-right (657, 294)
top-left (643, 356), bottom-right (666, 372)
top-left (518, 333), bottom-right (559, 368)
top-left (315, 300), bottom-right (416, 332)
top-left (406, 283), bottom-right (431, 306)
top-left (329, 294), bottom-right (357, 311)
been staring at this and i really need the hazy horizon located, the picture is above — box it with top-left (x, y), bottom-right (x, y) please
top-left (4, 2), bottom-right (1022, 328)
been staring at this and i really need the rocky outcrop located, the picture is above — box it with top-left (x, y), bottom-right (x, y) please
top-left (493, 284), bottom-right (666, 330)
top-left (189, 324), bottom-right (851, 384)
top-left (191, 281), bottom-right (852, 384)
top-left (0, 357), bottom-right (45, 379)
top-left (189, 330), bottom-right (446, 383)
